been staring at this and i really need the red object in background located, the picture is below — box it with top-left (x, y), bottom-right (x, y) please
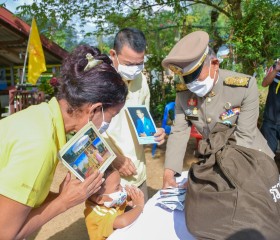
top-left (190, 125), bottom-right (202, 149)
top-left (50, 77), bottom-right (58, 87)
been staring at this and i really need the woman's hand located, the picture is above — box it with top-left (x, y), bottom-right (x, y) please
top-left (58, 170), bottom-right (103, 210)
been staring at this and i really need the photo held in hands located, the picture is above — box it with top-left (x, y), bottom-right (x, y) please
top-left (126, 105), bottom-right (157, 145)
top-left (58, 122), bottom-right (116, 181)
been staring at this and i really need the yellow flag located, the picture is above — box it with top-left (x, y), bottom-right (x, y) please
top-left (27, 18), bottom-right (46, 85)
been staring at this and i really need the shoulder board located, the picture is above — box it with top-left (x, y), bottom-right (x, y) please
top-left (224, 76), bottom-right (250, 88)
top-left (176, 83), bottom-right (188, 92)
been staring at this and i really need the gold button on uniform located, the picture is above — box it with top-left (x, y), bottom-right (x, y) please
top-left (206, 117), bottom-right (212, 123)
top-left (207, 97), bottom-right (211, 103)
top-left (224, 102), bottom-right (231, 110)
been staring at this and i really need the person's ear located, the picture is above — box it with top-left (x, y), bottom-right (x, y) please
top-left (87, 103), bottom-right (102, 118)
top-left (109, 49), bottom-right (118, 68)
top-left (211, 58), bottom-right (220, 71)
top-left (109, 49), bottom-right (116, 58)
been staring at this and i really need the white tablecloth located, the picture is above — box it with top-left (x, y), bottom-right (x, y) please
top-left (108, 172), bottom-right (194, 240)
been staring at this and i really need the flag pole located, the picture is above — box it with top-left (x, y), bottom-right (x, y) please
top-left (20, 20), bottom-right (32, 85)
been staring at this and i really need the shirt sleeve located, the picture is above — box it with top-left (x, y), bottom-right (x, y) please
top-left (235, 76), bottom-right (259, 148)
top-left (0, 136), bottom-right (56, 207)
top-left (164, 94), bottom-right (191, 174)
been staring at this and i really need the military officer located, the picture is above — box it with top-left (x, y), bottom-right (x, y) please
top-left (162, 30), bottom-right (275, 188)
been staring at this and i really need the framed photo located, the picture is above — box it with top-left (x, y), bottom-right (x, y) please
top-left (126, 105), bottom-right (157, 145)
top-left (58, 122), bottom-right (116, 182)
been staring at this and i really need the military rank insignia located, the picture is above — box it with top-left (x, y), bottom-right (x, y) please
top-left (224, 77), bottom-right (250, 88)
top-left (185, 98), bottom-right (199, 121)
top-left (220, 107), bottom-right (240, 120)
top-left (176, 83), bottom-right (188, 92)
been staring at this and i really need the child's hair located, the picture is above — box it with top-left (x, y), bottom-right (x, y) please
top-left (90, 165), bottom-right (117, 199)
top-left (103, 164), bottom-right (116, 181)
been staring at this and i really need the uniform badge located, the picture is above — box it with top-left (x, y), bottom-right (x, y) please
top-left (224, 102), bottom-right (231, 110)
top-left (220, 107), bottom-right (240, 120)
top-left (193, 107), bottom-right (198, 115)
top-left (222, 120), bottom-right (232, 126)
top-left (208, 91), bottom-right (216, 97)
top-left (187, 98), bottom-right (197, 106)
top-left (224, 77), bottom-right (250, 88)
top-left (185, 115), bottom-right (199, 121)
top-left (185, 109), bottom-right (192, 115)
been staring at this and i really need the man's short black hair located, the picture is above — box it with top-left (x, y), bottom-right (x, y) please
top-left (114, 28), bottom-right (146, 54)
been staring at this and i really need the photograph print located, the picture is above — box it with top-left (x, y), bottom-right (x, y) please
top-left (59, 122), bottom-right (116, 181)
top-left (126, 105), bottom-right (157, 145)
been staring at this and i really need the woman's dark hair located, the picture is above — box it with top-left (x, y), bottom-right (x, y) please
top-left (56, 45), bottom-right (128, 111)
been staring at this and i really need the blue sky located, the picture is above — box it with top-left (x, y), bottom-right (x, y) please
top-left (1, 0), bottom-right (32, 13)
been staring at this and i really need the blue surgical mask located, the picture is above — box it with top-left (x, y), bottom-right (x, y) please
top-left (103, 188), bottom-right (127, 208)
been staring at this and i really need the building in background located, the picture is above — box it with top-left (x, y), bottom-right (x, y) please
top-left (0, 6), bottom-right (68, 108)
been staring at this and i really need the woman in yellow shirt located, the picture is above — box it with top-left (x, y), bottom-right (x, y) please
top-left (0, 45), bottom-right (128, 239)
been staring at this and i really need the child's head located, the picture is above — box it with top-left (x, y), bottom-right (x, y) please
top-left (88, 165), bottom-right (127, 208)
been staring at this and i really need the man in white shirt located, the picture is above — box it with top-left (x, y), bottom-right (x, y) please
top-left (104, 28), bottom-right (165, 201)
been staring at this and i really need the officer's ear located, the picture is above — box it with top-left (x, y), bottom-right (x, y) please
top-left (211, 58), bottom-right (220, 71)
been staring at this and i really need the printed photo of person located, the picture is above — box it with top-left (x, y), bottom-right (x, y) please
top-left (126, 106), bottom-right (157, 145)
top-left (135, 109), bottom-right (156, 137)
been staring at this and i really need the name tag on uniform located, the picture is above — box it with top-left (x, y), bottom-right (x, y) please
top-left (185, 115), bottom-right (199, 121)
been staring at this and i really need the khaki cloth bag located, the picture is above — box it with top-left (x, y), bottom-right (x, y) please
top-left (186, 123), bottom-right (280, 240)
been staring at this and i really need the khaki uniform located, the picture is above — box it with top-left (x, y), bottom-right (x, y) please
top-left (165, 69), bottom-right (274, 174)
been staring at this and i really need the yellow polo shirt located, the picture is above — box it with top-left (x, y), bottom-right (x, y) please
top-left (0, 97), bottom-right (66, 207)
top-left (84, 200), bottom-right (127, 240)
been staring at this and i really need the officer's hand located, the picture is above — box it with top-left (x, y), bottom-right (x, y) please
top-left (112, 154), bottom-right (137, 177)
top-left (154, 128), bottom-right (166, 145)
top-left (162, 168), bottom-right (178, 189)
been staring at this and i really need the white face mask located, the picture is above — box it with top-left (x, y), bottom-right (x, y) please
top-left (187, 64), bottom-right (216, 97)
top-left (88, 106), bottom-right (110, 134)
top-left (103, 188), bottom-right (127, 208)
top-left (115, 54), bottom-right (144, 80)
top-left (98, 107), bottom-right (110, 134)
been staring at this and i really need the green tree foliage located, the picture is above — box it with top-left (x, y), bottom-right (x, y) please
top-left (229, 0), bottom-right (280, 75)
top-left (14, 0), bottom-right (280, 121)
top-left (15, 3), bottom-right (79, 51)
